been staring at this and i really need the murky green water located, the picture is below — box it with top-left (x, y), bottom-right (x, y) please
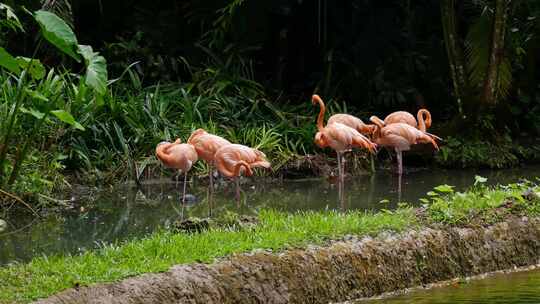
top-left (357, 269), bottom-right (540, 304)
top-left (1, 166), bottom-right (540, 265)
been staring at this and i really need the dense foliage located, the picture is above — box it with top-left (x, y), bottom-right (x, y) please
top-left (1, 1), bottom-right (540, 202)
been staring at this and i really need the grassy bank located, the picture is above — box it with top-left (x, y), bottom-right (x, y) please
top-left (1, 179), bottom-right (540, 302)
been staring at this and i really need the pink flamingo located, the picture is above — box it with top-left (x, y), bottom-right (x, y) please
top-left (214, 144), bottom-right (271, 202)
top-left (370, 116), bottom-right (439, 175)
top-left (383, 109), bottom-right (433, 132)
top-left (187, 129), bottom-right (231, 194)
top-left (313, 95), bottom-right (377, 184)
top-left (155, 139), bottom-right (198, 204)
top-left (312, 95), bottom-right (376, 135)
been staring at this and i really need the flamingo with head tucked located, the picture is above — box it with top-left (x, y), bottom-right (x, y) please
top-left (312, 95), bottom-right (377, 184)
top-left (383, 109), bottom-right (432, 132)
top-left (155, 139), bottom-right (198, 204)
top-left (370, 115), bottom-right (439, 175)
top-left (187, 129), bottom-right (231, 194)
top-left (214, 144), bottom-right (271, 202)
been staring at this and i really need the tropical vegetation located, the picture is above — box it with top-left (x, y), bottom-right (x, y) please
top-left (0, 1), bottom-right (540, 203)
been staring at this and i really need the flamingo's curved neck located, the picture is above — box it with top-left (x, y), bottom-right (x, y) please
top-left (156, 144), bottom-right (174, 163)
top-left (187, 129), bottom-right (206, 144)
top-left (417, 109), bottom-right (431, 132)
top-left (312, 95), bottom-right (326, 131)
top-left (369, 116), bottom-right (385, 138)
top-left (233, 161), bottom-right (252, 176)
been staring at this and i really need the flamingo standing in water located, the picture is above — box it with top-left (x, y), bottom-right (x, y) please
top-left (383, 109), bottom-right (432, 132)
top-left (187, 129), bottom-right (231, 194)
top-left (214, 144), bottom-right (271, 203)
top-left (369, 116), bottom-right (439, 175)
top-left (155, 139), bottom-right (198, 204)
top-left (312, 95), bottom-right (376, 135)
top-left (312, 95), bottom-right (377, 185)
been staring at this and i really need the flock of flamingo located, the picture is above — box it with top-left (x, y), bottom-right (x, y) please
top-left (155, 94), bottom-right (441, 203)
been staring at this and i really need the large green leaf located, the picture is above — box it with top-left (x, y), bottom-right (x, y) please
top-left (33, 10), bottom-right (80, 62)
top-left (50, 110), bottom-right (84, 130)
top-left (0, 47), bottom-right (20, 73)
top-left (16, 57), bottom-right (46, 80)
top-left (77, 45), bottom-right (108, 95)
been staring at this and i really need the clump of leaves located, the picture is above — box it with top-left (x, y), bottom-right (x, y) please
top-left (435, 135), bottom-right (525, 169)
top-left (0, 5), bottom-right (107, 197)
top-left (422, 176), bottom-right (540, 225)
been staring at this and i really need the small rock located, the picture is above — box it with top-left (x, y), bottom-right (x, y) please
top-left (236, 215), bottom-right (258, 229)
top-left (173, 217), bottom-right (210, 233)
top-left (521, 188), bottom-right (539, 201)
top-left (0, 219), bottom-right (7, 232)
top-left (183, 194), bottom-right (198, 204)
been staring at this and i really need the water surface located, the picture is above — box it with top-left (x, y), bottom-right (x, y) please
top-left (1, 166), bottom-right (540, 265)
top-left (358, 269), bottom-right (540, 304)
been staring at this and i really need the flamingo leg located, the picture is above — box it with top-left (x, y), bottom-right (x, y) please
top-left (341, 153), bottom-right (346, 184)
top-left (395, 148), bottom-right (403, 175)
top-left (182, 171), bottom-right (188, 205)
top-left (206, 180), bottom-right (213, 218)
top-left (208, 163), bottom-right (214, 197)
top-left (397, 173), bottom-right (402, 202)
top-left (338, 170), bottom-right (345, 210)
top-left (370, 153), bottom-right (375, 173)
top-left (336, 152), bottom-right (342, 185)
top-left (235, 177), bottom-right (241, 206)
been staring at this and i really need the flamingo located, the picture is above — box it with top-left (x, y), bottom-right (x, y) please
top-left (313, 95), bottom-right (377, 185)
top-left (383, 109), bottom-right (432, 132)
top-left (370, 116), bottom-right (439, 175)
top-left (155, 139), bottom-right (198, 204)
top-left (312, 95), bottom-right (376, 135)
top-left (187, 129), bottom-right (232, 194)
top-left (214, 144), bottom-right (271, 202)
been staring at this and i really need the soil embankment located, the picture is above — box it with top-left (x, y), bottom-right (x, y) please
top-left (37, 216), bottom-right (540, 304)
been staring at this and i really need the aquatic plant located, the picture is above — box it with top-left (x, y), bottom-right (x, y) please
top-left (422, 177), bottom-right (540, 224)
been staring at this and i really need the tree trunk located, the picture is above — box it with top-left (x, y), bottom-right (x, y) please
top-left (481, 0), bottom-right (511, 105)
top-left (440, 0), bottom-right (469, 114)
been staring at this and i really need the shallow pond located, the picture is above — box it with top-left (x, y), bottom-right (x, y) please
top-left (357, 268), bottom-right (540, 304)
top-left (1, 165), bottom-right (540, 265)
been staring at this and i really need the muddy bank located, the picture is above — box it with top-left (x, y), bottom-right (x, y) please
top-left (343, 263), bottom-right (540, 303)
top-left (37, 216), bottom-right (540, 304)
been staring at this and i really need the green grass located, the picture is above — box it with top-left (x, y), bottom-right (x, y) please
top-left (0, 208), bottom-right (416, 303)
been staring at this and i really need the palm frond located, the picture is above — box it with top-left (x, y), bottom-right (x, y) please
top-left (465, 12), bottom-right (492, 89)
top-left (464, 7), bottom-right (512, 100)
